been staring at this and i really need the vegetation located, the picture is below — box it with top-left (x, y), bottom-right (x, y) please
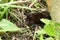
top-left (0, 0), bottom-right (60, 40)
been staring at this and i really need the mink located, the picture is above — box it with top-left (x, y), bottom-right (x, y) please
top-left (25, 11), bottom-right (51, 26)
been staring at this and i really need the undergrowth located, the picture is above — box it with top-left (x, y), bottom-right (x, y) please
top-left (0, 0), bottom-right (60, 40)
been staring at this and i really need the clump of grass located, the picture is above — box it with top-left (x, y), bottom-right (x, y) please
top-left (0, 0), bottom-right (46, 20)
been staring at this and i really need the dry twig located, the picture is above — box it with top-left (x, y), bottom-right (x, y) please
top-left (29, 0), bottom-right (41, 8)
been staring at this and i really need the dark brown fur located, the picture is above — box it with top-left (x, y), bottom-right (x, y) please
top-left (26, 11), bottom-right (51, 26)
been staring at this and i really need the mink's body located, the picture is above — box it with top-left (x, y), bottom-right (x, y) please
top-left (26, 11), bottom-right (51, 26)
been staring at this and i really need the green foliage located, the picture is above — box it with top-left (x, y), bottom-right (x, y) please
top-left (44, 24), bottom-right (55, 36)
top-left (41, 19), bottom-right (51, 25)
top-left (0, 37), bottom-right (2, 40)
top-left (0, 0), bottom-right (14, 20)
top-left (34, 29), bottom-right (46, 40)
top-left (45, 37), bottom-right (54, 40)
top-left (0, 19), bottom-right (21, 33)
top-left (39, 35), bottom-right (44, 40)
top-left (41, 18), bottom-right (60, 40)
top-left (35, 29), bottom-right (46, 35)
top-left (34, 18), bottom-right (60, 40)
top-left (0, 0), bottom-right (37, 20)
top-left (41, 19), bottom-right (55, 36)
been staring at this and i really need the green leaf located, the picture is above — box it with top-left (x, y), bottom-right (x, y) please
top-left (35, 29), bottom-right (46, 35)
top-left (55, 22), bottom-right (60, 40)
top-left (0, 36), bottom-right (2, 40)
top-left (44, 24), bottom-right (55, 36)
top-left (40, 18), bottom-right (51, 25)
top-left (0, 19), bottom-right (21, 32)
top-left (41, 19), bottom-right (60, 40)
top-left (41, 19), bottom-right (55, 36)
top-left (39, 35), bottom-right (44, 40)
top-left (33, 29), bottom-right (46, 39)
top-left (45, 37), bottom-right (54, 40)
